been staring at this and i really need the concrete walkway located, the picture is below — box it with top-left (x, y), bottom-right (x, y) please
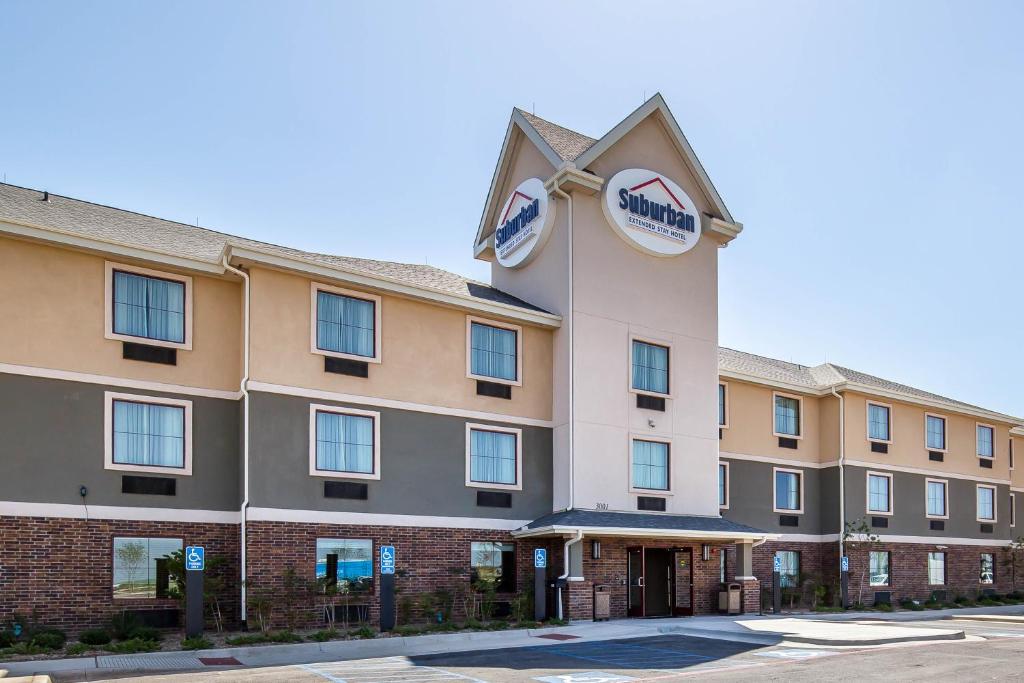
top-left (6, 604), bottom-right (1023, 678)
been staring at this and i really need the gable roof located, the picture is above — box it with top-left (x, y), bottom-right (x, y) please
top-left (516, 110), bottom-right (597, 162)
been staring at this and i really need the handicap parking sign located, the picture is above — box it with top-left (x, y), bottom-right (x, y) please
top-left (534, 548), bottom-right (547, 568)
top-left (380, 545), bottom-right (396, 575)
top-left (773, 555), bottom-right (782, 572)
top-left (841, 556), bottom-right (849, 572)
top-left (185, 546), bottom-right (204, 571)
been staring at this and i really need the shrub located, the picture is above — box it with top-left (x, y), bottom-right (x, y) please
top-left (225, 633), bottom-right (269, 646)
top-left (79, 628), bottom-right (112, 646)
top-left (110, 612), bottom-right (142, 641)
top-left (29, 631), bottom-right (66, 649)
top-left (393, 625), bottom-right (423, 636)
top-left (66, 643), bottom-right (90, 656)
top-left (0, 631), bottom-right (13, 648)
top-left (310, 629), bottom-right (340, 642)
top-left (269, 631), bottom-right (303, 643)
top-left (875, 602), bottom-right (894, 612)
top-left (129, 626), bottom-right (163, 643)
top-left (182, 636), bottom-right (213, 650)
top-left (0, 642), bottom-right (50, 656)
top-left (350, 626), bottom-right (376, 639)
top-left (899, 598), bottom-right (923, 611)
top-left (103, 638), bottom-right (160, 654)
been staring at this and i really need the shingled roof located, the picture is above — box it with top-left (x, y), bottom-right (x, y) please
top-left (516, 109), bottom-right (597, 162)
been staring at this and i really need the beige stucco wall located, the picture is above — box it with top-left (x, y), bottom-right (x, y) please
top-left (248, 266), bottom-right (553, 421)
top-left (0, 236), bottom-right (242, 391)
top-left (719, 380), bottom-right (827, 464)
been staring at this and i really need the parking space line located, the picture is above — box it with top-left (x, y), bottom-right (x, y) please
top-left (296, 656), bottom-right (489, 683)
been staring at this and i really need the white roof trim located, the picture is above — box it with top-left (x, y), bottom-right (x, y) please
top-left (511, 524), bottom-right (779, 541)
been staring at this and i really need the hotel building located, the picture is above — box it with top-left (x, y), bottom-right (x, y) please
top-left (0, 95), bottom-right (1020, 630)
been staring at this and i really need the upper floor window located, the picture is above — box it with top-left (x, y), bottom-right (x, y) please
top-left (977, 485), bottom-right (996, 522)
top-left (309, 405), bottom-right (380, 480)
top-left (926, 479), bottom-right (948, 518)
top-left (926, 414), bottom-right (946, 451)
top-left (718, 383), bottom-right (729, 427)
top-left (312, 284), bottom-right (381, 362)
top-left (315, 538), bottom-right (373, 593)
top-left (867, 472), bottom-right (893, 514)
top-left (867, 402), bottom-right (891, 442)
top-left (105, 392), bottom-right (191, 475)
top-left (774, 468), bottom-right (803, 513)
top-left (977, 424), bottom-right (995, 459)
top-left (113, 537), bottom-right (182, 599)
top-left (466, 424), bottom-right (521, 490)
top-left (718, 462), bottom-right (729, 508)
top-left (631, 340), bottom-right (669, 395)
top-left (468, 318), bottom-right (520, 384)
top-left (105, 262), bottom-right (192, 349)
top-left (631, 439), bottom-right (669, 491)
top-left (774, 394), bottom-right (801, 437)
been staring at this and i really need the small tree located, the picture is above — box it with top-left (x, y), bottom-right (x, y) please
top-left (1002, 537), bottom-right (1024, 592)
top-left (843, 517), bottom-right (881, 607)
top-left (115, 541), bottom-right (147, 597)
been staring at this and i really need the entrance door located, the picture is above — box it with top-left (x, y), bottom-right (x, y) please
top-left (673, 548), bottom-right (694, 616)
top-left (644, 549), bottom-right (672, 617)
top-left (627, 546), bottom-right (644, 617)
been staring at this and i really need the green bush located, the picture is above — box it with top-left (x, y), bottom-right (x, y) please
top-left (181, 636), bottom-right (213, 650)
top-left (66, 643), bottom-right (90, 656)
top-left (29, 630), bottom-right (66, 649)
top-left (899, 598), bottom-right (923, 611)
top-left (79, 628), bottom-right (112, 646)
top-left (393, 625), bottom-right (423, 636)
top-left (350, 626), bottom-right (376, 639)
top-left (310, 629), bottom-right (340, 642)
top-left (129, 626), bottom-right (163, 643)
top-left (269, 631), bottom-right (303, 643)
top-left (225, 633), bottom-right (268, 646)
top-left (0, 642), bottom-right (50, 656)
top-left (110, 612), bottom-right (142, 641)
top-left (103, 638), bottom-right (160, 654)
top-left (875, 602), bottom-right (894, 612)
top-left (0, 630), bottom-right (13, 648)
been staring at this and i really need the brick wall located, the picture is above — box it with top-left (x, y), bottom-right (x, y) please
top-left (0, 515), bottom-right (238, 633)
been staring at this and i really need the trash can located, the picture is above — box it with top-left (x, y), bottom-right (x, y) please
top-left (593, 584), bottom-right (611, 621)
top-left (718, 582), bottom-right (742, 615)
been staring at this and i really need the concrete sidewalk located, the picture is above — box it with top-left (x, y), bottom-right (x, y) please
top-left (7, 604), bottom-right (1021, 678)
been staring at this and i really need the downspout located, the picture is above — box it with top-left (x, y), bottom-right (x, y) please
top-left (222, 255), bottom-right (251, 627)
top-left (555, 530), bottom-right (584, 620)
top-left (549, 178), bottom-right (574, 510)
top-left (831, 385), bottom-right (846, 568)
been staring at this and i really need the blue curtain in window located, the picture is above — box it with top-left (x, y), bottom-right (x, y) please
top-left (718, 464), bottom-right (726, 506)
top-left (978, 488), bottom-right (994, 520)
top-left (774, 396), bottom-right (800, 436)
top-left (718, 384), bottom-right (726, 426)
top-left (775, 471), bottom-right (799, 510)
top-left (317, 291), bottom-right (375, 357)
top-left (470, 323), bottom-right (517, 381)
top-left (978, 426), bottom-right (994, 457)
top-left (113, 271), bottom-right (185, 343)
top-left (470, 429), bottom-right (516, 484)
top-left (868, 475), bottom-right (890, 512)
top-left (113, 401), bottom-right (185, 468)
top-left (632, 341), bottom-right (668, 394)
top-left (316, 412), bottom-right (374, 473)
top-left (926, 416), bottom-right (945, 449)
top-left (632, 440), bottom-right (668, 490)
top-left (868, 404), bottom-right (889, 441)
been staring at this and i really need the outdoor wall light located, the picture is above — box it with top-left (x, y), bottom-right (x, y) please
top-left (592, 540), bottom-right (601, 559)
top-left (701, 544), bottom-right (711, 561)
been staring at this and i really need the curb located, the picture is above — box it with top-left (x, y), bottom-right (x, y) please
top-left (783, 630), bottom-right (965, 646)
top-left (948, 615), bottom-right (1024, 625)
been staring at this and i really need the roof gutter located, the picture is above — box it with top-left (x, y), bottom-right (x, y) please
top-left (512, 524), bottom-right (780, 542)
top-left (831, 384), bottom-right (846, 574)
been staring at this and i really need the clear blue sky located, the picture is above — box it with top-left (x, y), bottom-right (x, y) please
top-left (2, 1), bottom-right (1021, 415)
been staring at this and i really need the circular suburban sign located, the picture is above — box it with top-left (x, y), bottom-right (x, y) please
top-left (602, 168), bottom-right (701, 257)
top-left (494, 177), bottom-right (555, 268)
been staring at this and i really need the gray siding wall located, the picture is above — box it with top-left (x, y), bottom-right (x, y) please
top-left (248, 391), bottom-right (553, 520)
top-left (721, 458), bottom-right (833, 534)
top-left (0, 373), bottom-right (240, 510)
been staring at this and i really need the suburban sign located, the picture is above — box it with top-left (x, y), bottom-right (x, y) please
top-left (602, 168), bottom-right (701, 257)
top-left (494, 177), bottom-right (554, 268)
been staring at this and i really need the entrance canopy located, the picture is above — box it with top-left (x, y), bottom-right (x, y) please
top-left (512, 509), bottom-right (778, 542)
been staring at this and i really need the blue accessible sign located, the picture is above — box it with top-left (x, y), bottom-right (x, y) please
top-left (380, 545), bottom-right (396, 575)
top-left (185, 546), bottom-right (204, 571)
top-left (534, 548), bottom-right (547, 568)
top-left (773, 555), bottom-right (782, 572)
top-left (841, 556), bottom-right (850, 572)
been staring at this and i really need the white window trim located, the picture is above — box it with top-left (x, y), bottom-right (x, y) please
top-left (104, 391), bottom-right (193, 476)
top-left (976, 422), bottom-right (996, 460)
top-left (980, 552), bottom-right (995, 585)
top-left (927, 552), bottom-right (947, 586)
top-left (772, 392), bottom-right (804, 439)
top-left (866, 400), bottom-right (893, 444)
top-left (719, 461), bottom-right (730, 509)
top-left (310, 282), bottom-right (382, 364)
top-left (924, 477), bottom-right (950, 520)
top-left (104, 261), bottom-right (193, 351)
top-left (865, 470), bottom-right (894, 516)
top-left (628, 335), bottom-right (673, 399)
top-left (628, 435), bottom-right (673, 495)
top-left (308, 403), bottom-right (381, 480)
top-left (868, 550), bottom-right (891, 587)
top-left (465, 422), bottom-right (523, 491)
top-left (924, 412), bottom-right (947, 453)
top-left (1010, 437), bottom-right (1016, 471)
top-left (465, 316), bottom-right (523, 387)
top-left (976, 483), bottom-right (998, 523)
top-left (718, 382), bottom-right (730, 429)
top-left (772, 466), bottom-right (804, 514)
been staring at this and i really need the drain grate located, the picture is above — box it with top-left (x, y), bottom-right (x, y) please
top-left (96, 653), bottom-right (203, 670)
top-left (200, 656), bottom-right (242, 666)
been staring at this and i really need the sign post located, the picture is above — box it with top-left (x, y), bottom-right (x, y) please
top-left (184, 546), bottom-right (205, 638)
top-left (772, 554), bottom-right (782, 614)
top-left (379, 545), bottom-right (396, 632)
top-left (840, 555), bottom-right (850, 609)
top-left (533, 548), bottom-right (547, 621)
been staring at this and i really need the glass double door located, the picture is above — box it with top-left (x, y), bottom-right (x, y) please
top-left (627, 546), bottom-right (694, 617)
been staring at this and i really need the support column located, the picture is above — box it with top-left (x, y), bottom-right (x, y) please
top-left (735, 540), bottom-right (760, 614)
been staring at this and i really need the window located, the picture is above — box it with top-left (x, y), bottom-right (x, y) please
top-left (928, 552), bottom-right (946, 585)
top-left (774, 468), bottom-right (802, 512)
top-left (105, 392), bottom-right (191, 475)
top-left (980, 553), bottom-right (995, 585)
top-left (867, 472), bottom-right (893, 514)
top-left (926, 414), bottom-right (946, 451)
top-left (471, 542), bottom-right (515, 593)
top-left (311, 284), bottom-right (380, 362)
top-left (631, 340), bottom-right (669, 395)
top-left (468, 319), bottom-right (520, 383)
top-left (926, 479), bottom-right (948, 518)
top-left (112, 537), bottom-right (182, 599)
top-left (315, 538), bottom-right (373, 593)
top-left (718, 462), bottom-right (729, 508)
top-left (775, 551), bottom-right (800, 588)
top-left (977, 424), bottom-right (995, 459)
top-left (632, 439), bottom-right (669, 491)
top-left (773, 394), bottom-right (801, 437)
top-left (719, 549), bottom-right (727, 584)
top-left (1011, 439), bottom-right (1015, 470)
top-left (1012, 493), bottom-right (1016, 527)
top-left (466, 425), bottom-right (521, 489)
top-left (869, 551), bottom-right (890, 587)
top-left (718, 383), bottom-right (728, 427)
top-left (867, 402), bottom-right (891, 442)
top-left (977, 485), bottom-right (996, 522)
top-left (106, 262), bottom-right (191, 348)
top-left (309, 405), bottom-right (380, 480)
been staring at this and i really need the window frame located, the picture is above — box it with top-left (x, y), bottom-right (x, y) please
top-left (868, 550), bottom-right (891, 587)
top-left (865, 400), bottom-right (893, 444)
top-left (774, 550), bottom-right (801, 588)
top-left (315, 537), bottom-right (375, 594)
top-left (309, 282), bottom-right (382, 363)
top-left (927, 551), bottom-right (947, 586)
top-left (980, 552), bottom-right (995, 585)
top-left (628, 335), bottom-right (673, 398)
top-left (924, 412), bottom-right (947, 453)
top-left (976, 483), bottom-right (997, 523)
top-left (112, 536), bottom-right (183, 600)
top-left (470, 541), bottom-right (516, 593)
top-left (104, 391), bottom-right (192, 475)
top-left (308, 404), bottom-right (381, 480)
top-left (464, 423), bottom-right (523, 491)
top-left (924, 477), bottom-right (949, 520)
top-left (976, 422), bottom-right (996, 460)
top-left (1012, 492), bottom-right (1016, 528)
top-left (718, 461), bottom-right (730, 509)
top-left (104, 261), bottom-right (193, 350)
top-left (465, 316), bottom-right (523, 387)
top-left (865, 470), bottom-right (894, 516)
top-left (718, 382), bottom-right (730, 429)
top-left (772, 392), bottom-right (803, 439)
top-left (772, 467), bottom-right (804, 514)
top-left (629, 436), bottom-right (672, 494)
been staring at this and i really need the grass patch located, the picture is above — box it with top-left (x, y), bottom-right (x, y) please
top-left (350, 626), bottom-right (376, 639)
top-left (65, 643), bottom-right (91, 656)
top-left (181, 636), bottom-right (214, 650)
top-left (79, 628), bottom-right (112, 646)
top-left (225, 631), bottom-right (303, 646)
top-left (310, 628), bottom-right (341, 642)
top-left (103, 638), bottom-right (160, 654)
top-left (0, 642), bottom-right (53, 657)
